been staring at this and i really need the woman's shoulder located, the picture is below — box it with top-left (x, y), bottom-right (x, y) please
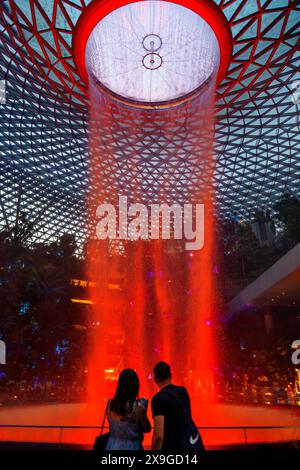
top-left (106, 398), bottom-right (115, 417)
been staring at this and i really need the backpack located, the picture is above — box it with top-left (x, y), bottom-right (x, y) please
top-left (164, 388), bottom-right (205, 453)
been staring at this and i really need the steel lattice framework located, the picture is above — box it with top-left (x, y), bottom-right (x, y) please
top-left (0, 0), bottom-right (299, 243)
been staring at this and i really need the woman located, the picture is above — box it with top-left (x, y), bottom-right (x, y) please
top-left (106, 368), bottom-right (151, 450)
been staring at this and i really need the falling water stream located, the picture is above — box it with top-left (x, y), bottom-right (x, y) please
top-left (86, 82), bottom-right (218, 404)
top-left (85, 1), bottom-right (220, 412)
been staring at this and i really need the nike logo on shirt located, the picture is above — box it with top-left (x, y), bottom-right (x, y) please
top-left (190, 434), bottom-right (199, 445)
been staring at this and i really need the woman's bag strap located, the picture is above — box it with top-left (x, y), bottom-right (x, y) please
top-left (100, 400), bottom-right (110, 436)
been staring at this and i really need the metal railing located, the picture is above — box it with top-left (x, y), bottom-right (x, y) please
top-left (0, 424), bottom-right (300, 448)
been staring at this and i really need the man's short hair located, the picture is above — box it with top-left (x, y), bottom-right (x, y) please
top-left (153, 361), bottom-right (171, 381)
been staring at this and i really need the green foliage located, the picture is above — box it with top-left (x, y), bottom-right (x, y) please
top-left (273, 193), bottom-right (300, 246)
top-left (0, 220), bottom-right (85, 383)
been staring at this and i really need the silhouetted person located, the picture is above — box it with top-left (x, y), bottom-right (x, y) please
top-left (151, 361), bottom-right (203, 452)
top-left (106, 369), bottom-right (151, 450)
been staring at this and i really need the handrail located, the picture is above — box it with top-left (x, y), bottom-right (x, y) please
top-left (0, 424), bottom-right (300, 429)
top-left (0, 424), bottom-right (299, 447)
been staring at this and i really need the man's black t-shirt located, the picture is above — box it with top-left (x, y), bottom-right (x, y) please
top-left (151, 384), bottom-right (191, 451)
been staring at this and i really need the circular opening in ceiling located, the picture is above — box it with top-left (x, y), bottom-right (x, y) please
top-left (73, 0), bottom-right (232, 107)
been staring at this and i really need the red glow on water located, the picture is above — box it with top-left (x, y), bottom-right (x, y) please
top-left (1, 403), bottom-right (300, 448)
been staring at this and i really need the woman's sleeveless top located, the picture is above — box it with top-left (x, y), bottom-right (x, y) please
top-left (106, 400), bottom-right (143, 450)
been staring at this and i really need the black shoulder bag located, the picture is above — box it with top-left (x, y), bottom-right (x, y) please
top-left (163, 389), bottom-right (205, 454)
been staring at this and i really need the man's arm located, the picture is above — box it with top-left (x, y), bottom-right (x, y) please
top-left (152, 415), bottom-right (164, 450)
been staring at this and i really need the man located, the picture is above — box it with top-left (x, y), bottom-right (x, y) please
top-left (151, 361), bottom-right (192, 451)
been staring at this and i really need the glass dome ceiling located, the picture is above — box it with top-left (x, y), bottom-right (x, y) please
top-left (0, 0), bottom-right (299, 244)
top-left (85, 1), bottom-right (220, 104)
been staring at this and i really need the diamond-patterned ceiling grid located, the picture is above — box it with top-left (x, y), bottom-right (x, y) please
top-left (0, 0), bottom-right (299, 242)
